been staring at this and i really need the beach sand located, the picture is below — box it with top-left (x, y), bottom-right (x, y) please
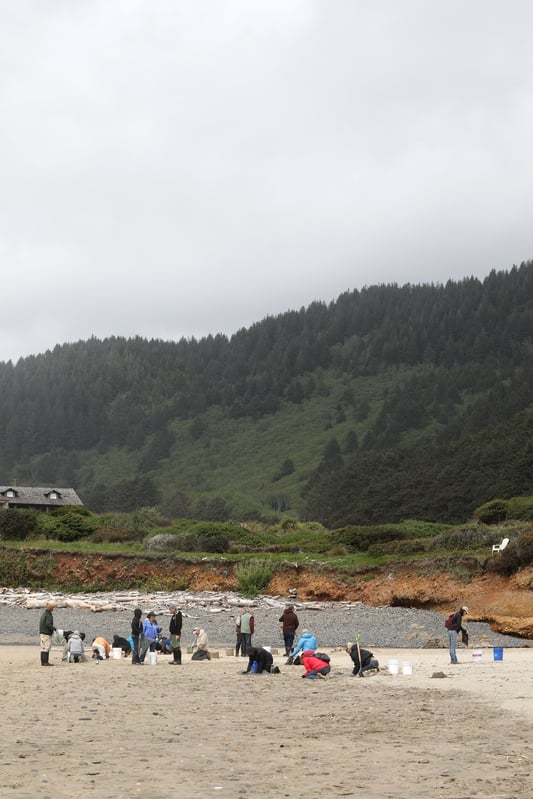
top-left (1, 644), bottom-right (532, 798)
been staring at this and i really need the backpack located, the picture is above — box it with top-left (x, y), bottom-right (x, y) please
top-left (444, 613), bottom-right (455, 630)
top-left (314, 652), bottom-right (331, 663)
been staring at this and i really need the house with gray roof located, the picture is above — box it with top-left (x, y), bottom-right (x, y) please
top-left (0, 486), bottom-right (84, 512)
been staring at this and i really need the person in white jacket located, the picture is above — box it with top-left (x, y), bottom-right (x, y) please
top-left (67, 631), bottom-right (85, 663)
top-left (191, 628), bottom-right (211, 660)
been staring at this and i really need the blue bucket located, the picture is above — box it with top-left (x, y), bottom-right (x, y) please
top-left (493, 647), bottom-right (504, 661)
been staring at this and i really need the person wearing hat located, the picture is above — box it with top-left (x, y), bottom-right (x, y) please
top-left (139, 612), bottom-right (161, 663)
top-left (446, 606), bottom-right (469, 664)
top-left (278, 604), bottom-right (299, 657)
top-left (168, 605), bottom-right (183, 665)
top-left (191, 627), bottom-right (211, 660)
top-left (39, 601), bottom-right (56, 666)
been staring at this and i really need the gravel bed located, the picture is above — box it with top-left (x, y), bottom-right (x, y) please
top-left (0, 591), bottom-right (526, 650)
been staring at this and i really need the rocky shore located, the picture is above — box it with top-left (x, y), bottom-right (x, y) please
top-left (0, 587), bottom-right (525, 649)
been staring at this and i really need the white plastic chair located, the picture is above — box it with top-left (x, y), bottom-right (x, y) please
top-left (492, 537), bottom-right (509, 553)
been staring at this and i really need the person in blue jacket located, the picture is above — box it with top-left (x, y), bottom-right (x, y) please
top-left (139, 612), bottom-right (161, 663)
top-left (290, 629), bottom-right (317, 659)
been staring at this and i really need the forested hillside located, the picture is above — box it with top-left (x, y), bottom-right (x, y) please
top-left (0, 262), bottom-right (532, 525)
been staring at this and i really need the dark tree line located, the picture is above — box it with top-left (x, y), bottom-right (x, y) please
top-left (0, 261), bottom-right (531, 521)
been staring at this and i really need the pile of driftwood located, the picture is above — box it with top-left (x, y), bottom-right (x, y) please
top-left (0, 586), bottom-right (351, 615)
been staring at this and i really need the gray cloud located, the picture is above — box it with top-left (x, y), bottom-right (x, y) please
top-left (1, 1), bottom-right (532, 362)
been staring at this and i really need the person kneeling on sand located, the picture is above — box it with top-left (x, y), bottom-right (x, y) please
top-left (191, 628), bottom-right (211, 660)
top-left (243, 646), bottom-right (274, 674)
top-left (92, 636), bottom-right (111, 660)
top-left (301, 650), bottom-right (331, 679)
top-left (346, 642), bottom-right (379, 675)
top-left (67, 631), bottom-right (85, 663)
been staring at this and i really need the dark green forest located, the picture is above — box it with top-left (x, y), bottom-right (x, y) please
top-left (1, 261), bottom-right (532, 525)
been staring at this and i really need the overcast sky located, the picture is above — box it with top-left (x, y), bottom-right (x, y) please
top-left (1, 1), bottom-right (532, 364)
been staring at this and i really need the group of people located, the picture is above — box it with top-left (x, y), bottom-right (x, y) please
top-left (39, 601), bottom-right (470, 672)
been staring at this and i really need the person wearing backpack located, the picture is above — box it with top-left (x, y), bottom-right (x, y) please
top-left (301, 650), bottom-right (331, 679)
top-left (445, 606), bottom-right (469, 664)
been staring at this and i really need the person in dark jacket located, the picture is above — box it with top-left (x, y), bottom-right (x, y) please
top-left (279, 605), bottom-right (299, 656)
top-left (243, 646), bottom-right (274, 674)
top-left (112, 634), bottom-right (132, 656)
top-left (131, 608), bottom-right (143, 665)
top-left (168, 605), bottom-right (183, 665)
top-left (39, 602), bottom-right (56, 666)
top-left (447, 606), bottom-right (469, 664)
top-left (346, 642), bottom-right (379, 674)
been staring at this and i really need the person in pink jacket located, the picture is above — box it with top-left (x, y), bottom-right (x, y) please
top-left (301, 650), bottom-right (331, 679)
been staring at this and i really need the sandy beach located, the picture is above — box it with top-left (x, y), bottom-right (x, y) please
top-left (1, 643), bottom-right (532, 798)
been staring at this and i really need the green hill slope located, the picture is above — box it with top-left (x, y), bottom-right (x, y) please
top-left (0, 261), bottom-right (532, 524)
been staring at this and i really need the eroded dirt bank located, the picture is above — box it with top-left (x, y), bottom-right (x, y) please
top-left (2, 548), bottom-right (532, 638)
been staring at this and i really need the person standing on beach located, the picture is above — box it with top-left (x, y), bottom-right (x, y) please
top-left (139, 612), bottom-right (161, 663)
top-left (234, 615), bottom-right (244, 657)
top-left (446, 605), bottom-right (469, 664)
top-left (279, 604), bottom-right (299, 656)
top-left (168, 605), bottom-right (183, 665)
top-left (39, 601), bottom-right (56, 666)
top-left (131, 608), bottom-right (143, 665)
top-left (239, 608), bottom-right (254, 656)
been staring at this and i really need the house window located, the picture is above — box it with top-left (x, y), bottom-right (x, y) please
top-left (6, 489), bottom-right (15, 497)
top-left (48, 491), bottom-right (58, 499)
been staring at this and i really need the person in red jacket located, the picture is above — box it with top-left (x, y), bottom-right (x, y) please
top-left (301, 650), bottom-right (331, 679)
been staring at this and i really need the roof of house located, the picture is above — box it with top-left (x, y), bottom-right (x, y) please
top-left (0, 486), bottom-right (84, 507)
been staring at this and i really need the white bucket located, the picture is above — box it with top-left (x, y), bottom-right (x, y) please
top-left (402, 661), bottom-right (413, 675)
top-left (112, 647), bottom-right (122, 660)
top-left (388, 659), bottom-right (399, 675)
top-left (472, 649), bottom-right (483, 664)
top-left (148, 651), bottom-right (157, 666)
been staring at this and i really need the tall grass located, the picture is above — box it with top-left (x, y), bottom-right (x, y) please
top-left (234, 560), bottom-right (274, 597)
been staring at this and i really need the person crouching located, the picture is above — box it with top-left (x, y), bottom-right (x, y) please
top-left (301, 650), bottom-right (331, 679)
top-left (243, 646), bottom-right (273, 674)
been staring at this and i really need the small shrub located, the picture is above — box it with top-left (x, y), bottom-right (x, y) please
top-left (367, 539), bottom-right (426, 557)
top-left (474, 499), bottom-right (508, 525)
top-left (38, 510), bottom-right (98, 542)
top-left (492, 529), bottom-right (533, 575)
top-left (0, 509), bottom-right (40, 541)
top-left (90, 526), bottom-right (144, 544)
top-left (142, 574), bottom-right (188, 592)
top-left (332, 525), bottom-right (409, 552)
top-left (427, 524), bottom-right (498, 551)
top-left (197, 534), bottom-right (229, 553)
top-left (234, 561), bottom-right (273, 597)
